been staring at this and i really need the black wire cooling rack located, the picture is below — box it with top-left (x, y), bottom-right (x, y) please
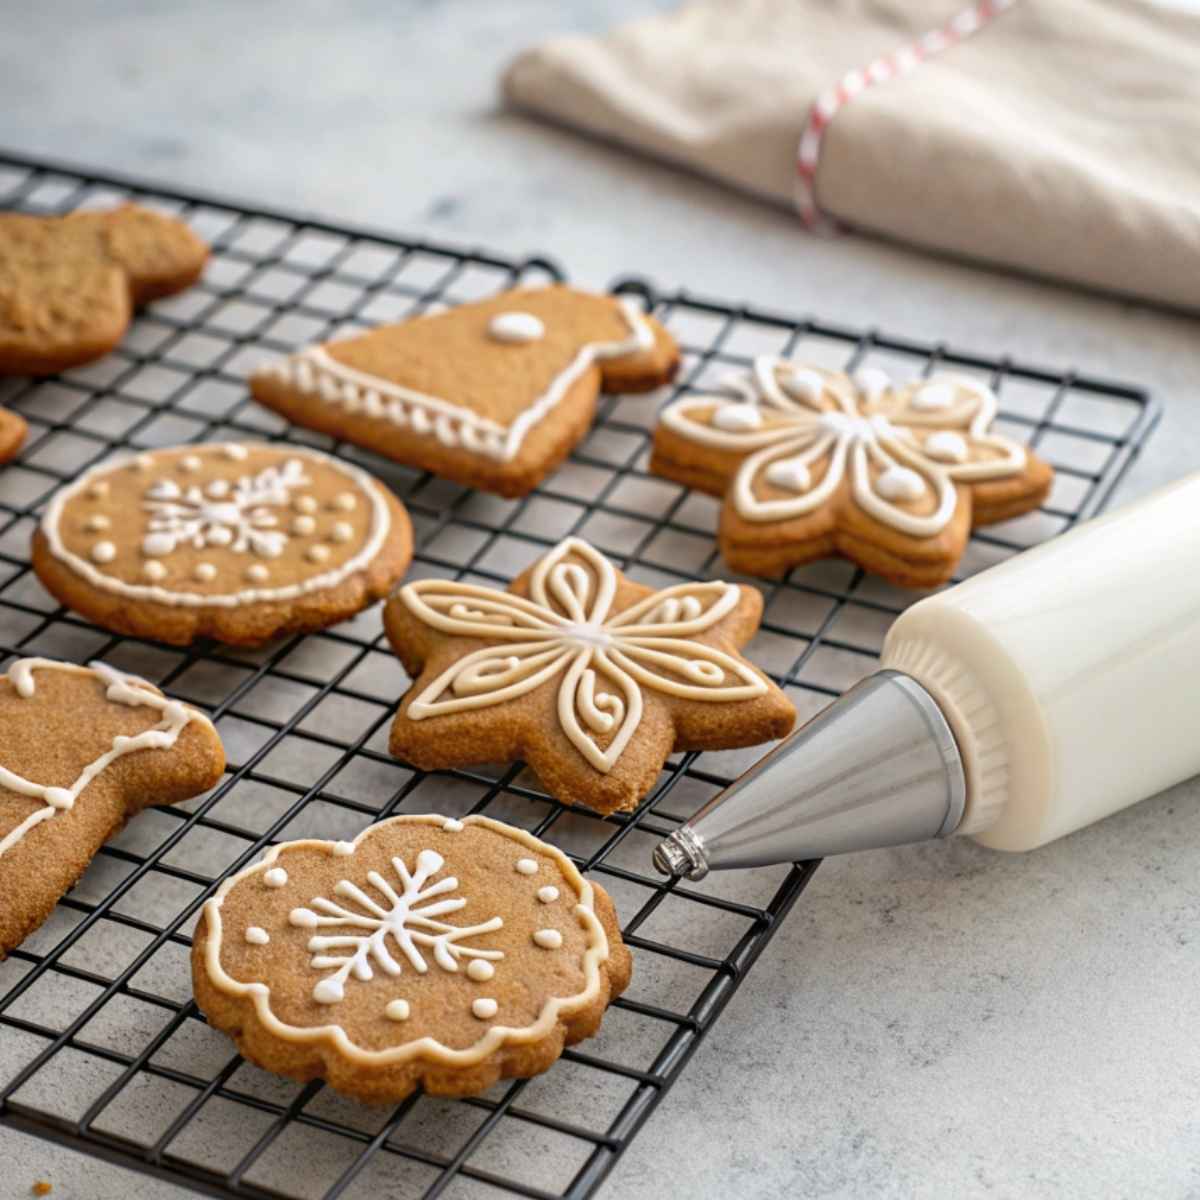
top-left (0, 151), bottom-right (1160, 1200)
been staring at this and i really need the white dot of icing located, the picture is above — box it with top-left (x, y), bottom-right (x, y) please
top-left (291, 515), bottom-right (316, 536)
top-left (471, 997), bottom-right (499, 1020)
top-left (330, 521), bottom-right (354, 544)
top-left (245, 564), bottom-right (270, 583)
top-left (442, 817), bottom-right (464, 832)
top-left (876, 466), bottom-right (926, 502)
top-left (206, 479), bottom-right (231, 499)
top-left (84, 514), bottom-right (110, 532)
top-left (467, 959), bottom-right (495, 982)
top-left (536, 886), bottom-right (559, 904)
top-left (223, 444), bottom-right (249, 461)
top-left (131, 454), bottom-right (155, 471)
top-left (924, 431), bottom-right (969, 463)
top-left (293, 495), bottom-right (318, 514)
top-left (515, 858), bottom-right (538, 876)
top-left (289, 907), bottom-right (318, 928)
top-left (852, 365), bottom-right (892, 402)
top-left (245, 926), bottom-right (269, 945)
top-left (533, 928), bottom-right (563, 950)
top-left (385, 999), bottom-right (410, 1021)
top-left (142, 561), bottom-right (167, 582)
top-left (142, 532), bottom-right (175, 557)
top-left (331, 492), bottom-right (356, 512)
top-left (206, 525), bottom-right (233, 547)
top-left (313, 978), bottom-right (344, 1005)
top-left (263, 867), bottom-right (288, 888)
top-left (88, 481), bottom-right (109, 500)
top-left (90, 541), bottom-right (116, 564)
top-left (488, 311), bottom-right (545, 344)
top-left (711, 403), bottom-right (764, 433)
top-left (307, 544), bottom-right (331, 563)
top-left (912, 381), bottom-right (956, 412)
top-left (332, 840), bottom-right (355, 857)
top-left (193, 562), bottom-right (217, 582)
top-left (180, 455), bottom-right (203, 472)
top-left (765, 456), bottom-right (812, 493)
top-left (781, 366), bottom-right (825, 405)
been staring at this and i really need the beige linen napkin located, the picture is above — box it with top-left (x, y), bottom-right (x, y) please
top-left (504, 0), bottom-right (1200, 311)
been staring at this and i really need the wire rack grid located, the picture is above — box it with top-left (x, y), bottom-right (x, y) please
top-left (0, 151), bottom-right (1159, 1200)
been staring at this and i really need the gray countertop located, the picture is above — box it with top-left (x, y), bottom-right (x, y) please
top-left (2, 2), bottom-right (1199, 1197)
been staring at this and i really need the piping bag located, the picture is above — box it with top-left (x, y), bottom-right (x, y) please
top-left (655, 473), bottom-right (1200, 880)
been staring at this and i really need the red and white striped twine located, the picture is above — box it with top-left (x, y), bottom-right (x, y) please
top-left (795, 0), bottom-right (1018, 232)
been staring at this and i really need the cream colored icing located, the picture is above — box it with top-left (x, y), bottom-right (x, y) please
top-left (201, 814), bottom-right (611, 1067)
top-left (0, 658), bottom-right (214, 859)
top-left (252, 297), bottom-right (654, 463)
top-left (398, 537), bottom-right (767, 773)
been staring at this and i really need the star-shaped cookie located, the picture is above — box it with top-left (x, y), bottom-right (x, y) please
top-left (383, 537), bottom-right (796, 814)
top-left (250, 285), bottom-right (680, 497)
top-left (650, 360), bottom-right (1054, 587)
top-left (0, 204), bottom-right (209, 375)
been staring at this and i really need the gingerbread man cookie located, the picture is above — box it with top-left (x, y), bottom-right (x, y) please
top-left (650, 361), bottom-right (1054, 588)
top-left (193, 814), bottom-right (631, 1103)
top-left (0, 657), bottom-right (224, 957)
top-left (31, 443), bottom-right (414, 646)
top-left (250, 285), bottom-right (680, 497)
top-left (384, 537), bottom-right (796, 814)
top-left (0, 205), bottom-right (208, 375)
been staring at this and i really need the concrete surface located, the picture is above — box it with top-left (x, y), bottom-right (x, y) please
top-left (0, 2), bottom-right (1198, 1198)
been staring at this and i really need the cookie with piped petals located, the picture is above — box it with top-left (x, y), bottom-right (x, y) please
top-left (31, 442), bottom-right (413, 645)
top-left (192, 813), bottom-right (631, 1103)
top-left (249, 285), bottom-right (679, 497)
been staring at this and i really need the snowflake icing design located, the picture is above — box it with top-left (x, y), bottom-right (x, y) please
top-left (400, 538), bottom-right (767, 773)
top-left (658, 359), bottom-right (1028, 538)
top-left (290, 848), bottom-right (504, 1005)
top-left (142, 458), bottom-right (310, 559)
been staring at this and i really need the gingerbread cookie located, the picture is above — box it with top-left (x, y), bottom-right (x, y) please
top-left (651, 361), bottom-right (1054, 588)
top-left (31, 443), bottom-right (414, 646)
top-left (0, 205), bottom-right (208, 375)
top-left (193, 814), bottom-right (631, 1103)
top-left (250, 285), bottom-right (679, 497)
top-left (0, 403), bottom-right (26, 463)
top-left (0, 657), bottom-right (224, 957)
top-left (384, 537), bottom-right (795, 814)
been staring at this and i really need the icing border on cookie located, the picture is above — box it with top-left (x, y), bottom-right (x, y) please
top-left (252, 297), bottom-right (654, 463)
top-left (0, 658), bottom-right (214, 858)
top-left (41, 444), bottom-right (393, 608)
top-left (200, 814), bottom-right (612, 1067)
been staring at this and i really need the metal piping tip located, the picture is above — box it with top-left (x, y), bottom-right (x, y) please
top-left (651, 670), bottom-right (966, 877)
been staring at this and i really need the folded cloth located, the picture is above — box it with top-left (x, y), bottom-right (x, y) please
top-left (504, 0), bottom-right (1200, 312)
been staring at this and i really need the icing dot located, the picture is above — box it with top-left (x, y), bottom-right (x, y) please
top-left (307, 544), bottom-right (331, 563)
top-left (142, 561), bottom-right (167, 582)
top-left (206, 479), bottom-right (231, 499)
top-left (331, 492), bottom-right (356, 512)
top-left (442, 817), bottom-right (464, 832)
top-left (533, 928), bottom-right (563, 950)
top-left (488, 311), bottom-right (545, 343)
top-left (289, 907), bottom-right (319, 928)
top-left (876, 466), bottom-right (926, 502)
top-left (852, 365), bottom-right (892, 403)
top-left (293, 495), bottom-right (318, 514)
top-left (44, 787), bottom-right (74, 810)
top-left (245, 564), bottom-right (270, 583)
top-left (332, 840), bottom-right (355, 857)
top-left (330, 521), bottom-right (354, 544)
top-left (131, 454), bottom-right (155, 471)
top-left (263, 867), bottom-right (288, 888)
top-left (924, 431), bottom-right (969, 463)
top-left (537, 886), bottom-right (559, 904)
top-left (88, 481), bottom-right (109, 500)
top-left (245, 926), bottom-right (269, 945)
top-left (90, 541), bottom-right (116, 564)
top-left (142, 532), bottom-right (176, 557)
top-left (471, 998), bottom-right (499, 1020)
top-left (467, 959), bottom-right (495, 982)
top-left (765, 457), bottom-right (812, 493)
top-left (711, 403), bottom-right (764, 433)
top-left (193, 562), bottom-right (217, 582)
top-left (515, 858), bottom-right (538, 876)
top-left (84, 514), bottom-right (110, 532)
top-left (781, 366), bottom-right (825, 405)
top-left (180, 455), bottom-right (203, 472)
top-left (385, 999), bottom-right (410, 1021)
top-left (291, 515), bottom-right (316, 535)
top-left (223, 444), bottom-right (249, 461)
top-left (314, 978), bottom-right (344, 1005)
top-left (206, 525), bottom-right (233, 547)
top-left (912, 381), bottom-right (955, 412)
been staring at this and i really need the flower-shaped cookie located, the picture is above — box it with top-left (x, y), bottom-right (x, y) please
top-left (650, 360), bottom-right (1054, 587)
top-left (384, 537), bottom-right (795, 813)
